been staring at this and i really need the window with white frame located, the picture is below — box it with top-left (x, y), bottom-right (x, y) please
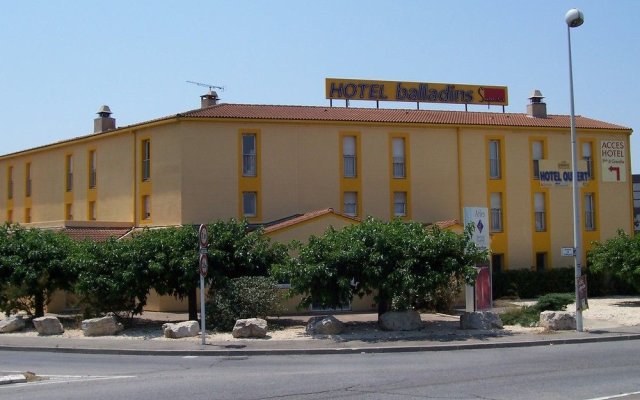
top-left (393, 192), bottom-right (407, 217)
top-left (242, 134), bottom-right (257, 177)
top-left (89, 150), bottom-right (97, 189)
top-left (585, 193), bottom-right (596, 231)
top-left (343, 136), bottom-right (357, 178)
top-left (534, 192), bottom-right (546, 232)
top-left (142, 140), bottom-right (151, 181)
top-left (142, 195), bottom-right (151, 220)
top-left (490, 192), bottom-right (503, 232)
top-left (532, 141), bottom-right (543, 180)
top-left (489, 140), bottom-right (501, 179)
top-left (392, 138), bottom-right (405, 178)
top-left (243, 191), bottom-right (257, 217)
top-left (582, 142), bottom-right (593, 180)
top-left (344, 191), bottom-right (357, 216)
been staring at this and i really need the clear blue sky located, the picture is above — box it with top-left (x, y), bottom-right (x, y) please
top-left (1, 1), bottom-right (639, 172)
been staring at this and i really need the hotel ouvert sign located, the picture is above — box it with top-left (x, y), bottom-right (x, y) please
top-left (326, 78), bottom-right (508, 106)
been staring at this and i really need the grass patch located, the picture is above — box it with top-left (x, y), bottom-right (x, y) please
top-left (500, 293), bottom-right (575, 327)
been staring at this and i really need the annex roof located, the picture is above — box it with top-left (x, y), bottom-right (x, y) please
top-left (263, 208), bottom-right (359, 234)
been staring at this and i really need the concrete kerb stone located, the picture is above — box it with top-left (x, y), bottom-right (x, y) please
top-left (0, 374), bottom-right (27, 385)
top-left (1, 332), bottom-right (639, 357)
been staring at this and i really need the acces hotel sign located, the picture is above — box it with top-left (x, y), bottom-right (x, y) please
top-left (326, 78), bottom-right (508, 106)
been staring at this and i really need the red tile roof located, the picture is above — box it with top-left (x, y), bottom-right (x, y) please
top-left (179, 103), bottom-right (630, 131)
top-left (264, 208), bottom-right (359, 234)
top-left (59, 227), bottom-right (132, 242)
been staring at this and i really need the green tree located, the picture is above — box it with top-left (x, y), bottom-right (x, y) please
top-left (0, 224), bottom-right (77, 317)
top-left (74, 238), bottom-right (154, 324)
top-left (588, 230), bottom-right (640, 293)
top-left (130, 225), bottom-right (201, 321)
top-left (273, 218), bottom-right (486, 317)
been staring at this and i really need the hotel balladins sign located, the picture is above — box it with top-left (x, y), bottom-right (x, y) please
top-left (326, 78), bottom-right (508, 106)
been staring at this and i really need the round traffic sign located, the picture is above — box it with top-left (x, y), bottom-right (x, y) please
top-left (198, 224), bottom-right (208, 249)
top-left (199, 253), bottom-right (208, 277)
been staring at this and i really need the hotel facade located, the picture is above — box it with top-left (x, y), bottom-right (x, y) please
top-left (0, 80), bottom-right (633, 278)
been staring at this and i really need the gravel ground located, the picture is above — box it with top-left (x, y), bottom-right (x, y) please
top-left (1, 296), bottom-right (638, 341)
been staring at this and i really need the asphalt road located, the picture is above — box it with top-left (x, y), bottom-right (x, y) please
top-left (1, 341), bottom-right (639, 400)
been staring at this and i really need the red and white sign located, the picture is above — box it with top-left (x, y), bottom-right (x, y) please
top-left (198, 224), bottom-right (208, 249)
top-left (600, 140), bottom-right (627, 182)
top-left (199, 253), bottom-right (208, 277)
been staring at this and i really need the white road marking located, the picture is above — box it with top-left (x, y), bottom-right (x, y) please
top-left (585, 391), bottom-right (640, 400)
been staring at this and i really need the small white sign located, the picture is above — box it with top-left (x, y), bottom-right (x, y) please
top-left (561, 247), bottom-right (575, 257)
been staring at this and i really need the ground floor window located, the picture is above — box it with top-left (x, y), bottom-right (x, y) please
top-left (491, 253), bottom-right (504, 273)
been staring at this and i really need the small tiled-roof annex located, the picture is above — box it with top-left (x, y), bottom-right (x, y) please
top-left (264, 208), bottom-right (359, 234)
top-left (59, 227), bottom-right (132, 242)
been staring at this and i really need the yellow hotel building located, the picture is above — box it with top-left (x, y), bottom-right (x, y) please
top-left (0, 90), bottom-right (633, 275)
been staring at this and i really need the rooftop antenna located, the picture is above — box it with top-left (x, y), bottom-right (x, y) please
top-left (186, 80), bottom-right (225, 92)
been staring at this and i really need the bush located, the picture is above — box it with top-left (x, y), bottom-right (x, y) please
top-left (205, 276), bottom-right (280, 332)
top-left (500, 292), bottom-right (575, 327)
top-left (535, 293), bottom-right (574, 312)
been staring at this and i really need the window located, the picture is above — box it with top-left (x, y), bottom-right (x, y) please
top-left (242, 134), bottom-right (257, 177)
top-left (242, 192), bottom-right (257, 217)
top-left (490, 192), bottom-right (503, 232)
top-left (585, 193), bottom-right (596, 231)
top-left (532, 141), bottom-right (543, 180)
top-left (489, 140), bottom-right (501, 179)
top-left (24, 208), bottom-right (31, 223)
top-left (392, 138), bottom-right (405, 178)
top-left (343, 136), bottom-right (357, 178)
top-left (343, 191), bottom-right (357, 216)
top-left (88, 201), bottom-right (96, 221)
top-left (142, 195), bottom-right (151, 220)
top-left (65, 203), bottom-right (73, 220)
top-left (89, 150), bottom-right (97, 189)
top-left (7, 166), bottom-right (13, 200)
top-left (393, 192), bottom-right (407, 217)
top-left (65, 155), bottom-right (73, 192)
top-left (142, 140), bottom-right (151, 181)
top-left (534, 192), bottom-right (546, 232)
top-left (535, 252), bottom-right (547, 272)
top-left (25, 163), bottom-right (32, 197)
top-left (582, 142), bottom-right (593, 180)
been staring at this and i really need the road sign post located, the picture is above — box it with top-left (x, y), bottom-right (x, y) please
top-left (198, 224), bottom-right (208, 346)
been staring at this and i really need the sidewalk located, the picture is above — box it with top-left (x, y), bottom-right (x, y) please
top-left (1, 312), bottom-right (639, 357)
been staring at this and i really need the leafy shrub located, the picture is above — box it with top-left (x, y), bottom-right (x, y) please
top-left (205, 276), bottom-right (280, 332)
top-left (535, 293), bottom-right (575, 312)
top-left (500, 306), bottom-right (539, 327)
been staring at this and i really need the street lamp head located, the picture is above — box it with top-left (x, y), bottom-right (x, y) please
top-left (565, 8), bottom-right (584, 28)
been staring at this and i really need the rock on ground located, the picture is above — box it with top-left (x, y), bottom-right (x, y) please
top-left (379, 310), bottom-right (423, 331)
top-left (162, 321), bottom-right (200, 338)
top-left (232, 318), bottom-right (268, 338)
top-left (539, 311), bottom-right (576, 330)
top-left (306, 315), bottom-right (345, 335)
top-left (33, 316), bottom-right (64, 335)
top-left (0, 316), bottom-right (26, 333)
top-left (460, 311), bottom-right (503, 330)
top-left (82, 316), bottom-right (124, 336)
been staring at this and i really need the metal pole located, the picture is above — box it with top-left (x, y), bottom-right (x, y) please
top-left (567, 24), bottom-right (584, 332)
top-left (200, 274), bottom-right (206, 345)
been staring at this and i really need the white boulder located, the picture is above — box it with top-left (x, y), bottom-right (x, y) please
top-left (379, 310), bottom-right (423, 331)
top-left (0, 316), bottom-right (26, 333)
top-left (539, 311), bottom-right (576, 330)
top-left (33, 316), bottom-right (64, 335)
top-left (162, 321), bottom-right (200, 338)
top-left (232, 318), bottom-right (268, 338)
top-left (306, 315), bottom-right (345, 335)
top-left (81, 316), bottom-right (124, 336)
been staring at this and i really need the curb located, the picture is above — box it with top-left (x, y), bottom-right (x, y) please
top-left (0, 374), bottom-right (27, 385)
top-left (1, 333), bottom-right (639, 357)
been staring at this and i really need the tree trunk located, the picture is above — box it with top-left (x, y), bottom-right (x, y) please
top-left (377, 294), bottom-right (390, 318)
top-left (188, 288), bottom-right (198, 322)
top-left (34, 291), bottom-right (45, 318)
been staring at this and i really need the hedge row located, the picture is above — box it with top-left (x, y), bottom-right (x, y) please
top-left (492, 267), bottom-right (637, 299)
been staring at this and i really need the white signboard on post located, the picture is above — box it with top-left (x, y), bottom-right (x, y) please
top-left (463, 207), bottom-right (490, 251)
top-left (600, 140), bottom-right (627, 182)
top-left (463, 207), bottom-right (491, 312)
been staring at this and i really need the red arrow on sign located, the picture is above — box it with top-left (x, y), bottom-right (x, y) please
top-left (608, 165), bottom-right (620, 181)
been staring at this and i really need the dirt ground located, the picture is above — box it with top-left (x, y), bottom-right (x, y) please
top-left (1, 296), bottom-right (638, 342)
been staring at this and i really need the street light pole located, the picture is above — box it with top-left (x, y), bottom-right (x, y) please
top-left (566, 8), bottom-right (584, 332)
